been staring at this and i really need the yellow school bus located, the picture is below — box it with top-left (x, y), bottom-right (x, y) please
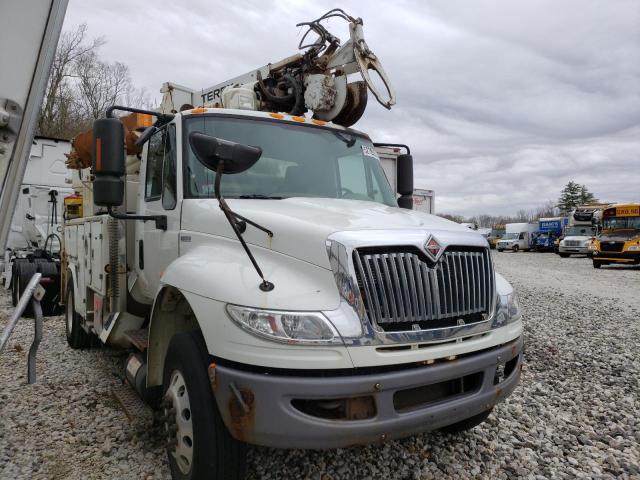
top-left (592, 203), bottom-right (640, 268)
top-left (488, 223), bottom-right (506, 249)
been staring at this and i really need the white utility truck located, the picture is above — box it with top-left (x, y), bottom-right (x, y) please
top-left (58, 10), bottom-right (523, 480)
top-left (557, 204), bottom-right (607, 257)
top-left (2, 136), bottom-right (72, 312)
top-left (496, 222), bottom-right (537, 252)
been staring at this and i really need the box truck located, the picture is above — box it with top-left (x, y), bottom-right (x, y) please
top-left (496, 223), bottom-right (538, 252)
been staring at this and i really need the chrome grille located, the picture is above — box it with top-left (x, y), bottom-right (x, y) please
top-left (564, 240), bottom-right (581, 247)
top-left (353, 247), bottom-right (494, 328)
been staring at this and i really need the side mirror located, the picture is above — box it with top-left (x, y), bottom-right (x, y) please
top-left (92, 118), bottom-right (125, 207)
top-left (188, 132), bottom-right (262, 174)
top-left (396, 153), bottom-right (413, 209)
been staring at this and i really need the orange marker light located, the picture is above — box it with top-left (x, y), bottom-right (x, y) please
top-left (269, 112), bottom-right (284, 119)
top-left (311, 119), bottom-right (326, 126)
top-left (291, 116), bottom-right (306, 122)
top-left (190, 107), bottom-right (207, 114)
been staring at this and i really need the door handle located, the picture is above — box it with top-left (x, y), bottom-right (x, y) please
top-left (138, 240), bottom-right (144, 270)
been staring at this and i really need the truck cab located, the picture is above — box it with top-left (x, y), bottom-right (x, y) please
top-left (557, 205), bottom-right (606, 257)
top-left (62, 107), bottom-right (524, 478)
top-left (534, 217), bottom-right (566, 252)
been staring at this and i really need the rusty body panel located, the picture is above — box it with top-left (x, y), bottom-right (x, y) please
top-left (228, 387), bottom-right (256, 443)
top-left (209, 336), bottom-right (523, 449)
top-left (65, 112), bottom-right (152, 169)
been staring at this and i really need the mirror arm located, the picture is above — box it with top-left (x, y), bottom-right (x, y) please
top-left (106, 105), bottom-right (174, 124)
top-left (107, 206), bottom-right (167, 231)
top-left (214, 162), bottom-right (274, 292)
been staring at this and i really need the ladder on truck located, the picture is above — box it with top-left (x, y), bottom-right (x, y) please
top-left (0, 273), bottom-right (46, 383)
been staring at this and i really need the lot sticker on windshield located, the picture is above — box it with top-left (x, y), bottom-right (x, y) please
top-left (361, 145), bottom-right (379, 159)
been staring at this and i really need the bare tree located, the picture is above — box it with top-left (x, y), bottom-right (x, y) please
top-left (37, 23), bottom-right (150, 139)
top-left (38, 24), bottom-right (104, 138)
top-left (75, 52), bottom-right (130, 119)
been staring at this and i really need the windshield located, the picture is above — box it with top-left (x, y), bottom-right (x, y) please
top-left (564, 226), bottom-right (595, 237)
top-left (602, 216), bottom-right (640, 231)
top-left (502, 232), bottom-right (519, 240)
top-left (183, 116), bottom-right (397, 206)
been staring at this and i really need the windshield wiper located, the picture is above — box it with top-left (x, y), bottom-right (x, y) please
top-left (237, 194), bottom-right (284, 199)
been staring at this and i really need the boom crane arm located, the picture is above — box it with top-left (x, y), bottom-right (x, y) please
top-left (160, 9), bottom-right (395, 127)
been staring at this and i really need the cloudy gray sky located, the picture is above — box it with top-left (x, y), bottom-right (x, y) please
top-left (63, 0), bottom-right (640, 216)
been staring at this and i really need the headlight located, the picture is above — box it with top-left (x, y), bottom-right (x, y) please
top-left (226, 304), bottom-right (341, 344)
top-left (628, 245), bottom-right (640, 251)
top-left (582, 239), bottom-right (591, 246)
top-left (493, 290), bottom-right (522, 328)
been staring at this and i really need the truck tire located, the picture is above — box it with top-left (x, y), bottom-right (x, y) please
top-left (37, 261), bottom-right (60, 316)
top-left (16, 262), bottom-right (38, 317)
top-left (593, 261), bottom-right (602, 269)
top-left (497, 249), bottom-right (504, 253)
top-left (11, 264), bottom-right (20, 307)
top-left (162, 331), bottom-right (247, 480)
top-left (65, 283), bottom-right (91, 348)
top-left (512, 245), bottom-right (519, 253)
top-left (440, 408), bottom-right (493, 434)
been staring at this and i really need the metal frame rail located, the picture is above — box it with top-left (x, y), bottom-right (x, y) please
top-left (0, 273), bottom-right (45, 383)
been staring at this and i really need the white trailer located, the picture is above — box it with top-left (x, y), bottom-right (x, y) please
top-left (413, 188), bottom-right (435, 214)
top-left (2, 136), bottom-right (72, 313)
top-left (496, 222), bottom-right (538, 252)
top-left (4, 137), bottom-right (71, 250)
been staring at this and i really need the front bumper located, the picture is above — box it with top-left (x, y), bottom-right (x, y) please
top-left (593, 251), bottom-right (640, 264)
top-left (212, 336), bottom-right (524, 449)
top-left (559, 245), bottom-right (590, 254)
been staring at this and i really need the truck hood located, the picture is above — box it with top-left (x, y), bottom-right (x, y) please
top-left (181, 198), bottom-right (479, 269)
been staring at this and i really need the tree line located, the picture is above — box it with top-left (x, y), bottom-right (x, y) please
top-left (38, 24), bottom-right (150, 140)
top-left (438, 181), bottom-right (599, 228)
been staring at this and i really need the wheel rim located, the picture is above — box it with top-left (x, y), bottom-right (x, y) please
top-left (165, 370), bottom-right (194, 475)
top-left (66, 291), bottom-right (74, 333)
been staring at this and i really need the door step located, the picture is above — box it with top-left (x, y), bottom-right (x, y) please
top-left (124, 328), bottom-right (149, 351)
top-left (111, 382), bottom-right (153, 425)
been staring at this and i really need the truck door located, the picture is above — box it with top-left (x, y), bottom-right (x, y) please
top-left (138, 123), bottom-right (180, 296)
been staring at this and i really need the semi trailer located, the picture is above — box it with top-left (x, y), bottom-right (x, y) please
top-left (1, 136), bottom-right (72, 314)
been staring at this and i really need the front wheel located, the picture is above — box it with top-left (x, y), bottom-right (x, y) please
top-left (162, 332), bottom-right (247, 480)
top-left (440, 408), bottom-right (493, 434)
top-left (65, 283), bottom-right (91, 348)
top-left (593, 261), bottom-right (602, 269)
top-left (512, 245), bottom-right (519, 253)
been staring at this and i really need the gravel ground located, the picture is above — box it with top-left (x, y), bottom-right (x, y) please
top-left (1, 252), bottom-right (639, 479)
